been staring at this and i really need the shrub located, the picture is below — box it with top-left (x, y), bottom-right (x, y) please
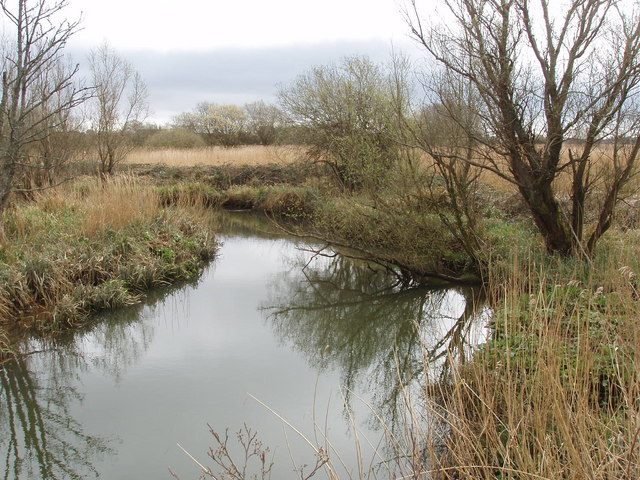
top-left (144, 129), bottom-right (206, 149)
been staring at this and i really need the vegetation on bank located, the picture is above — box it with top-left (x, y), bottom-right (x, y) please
top-left (0, 176), bottom-right (217, 338)
top-left (129, 159), bottom-right (640, 478)
top-left (0, 155), bottom-right (636, 476)
top-left (129, 154), bottom-right (639, 479)
top-left (171, 231), bottom-right (640, 480)
top-left (4, 121), bottom-right (628, 480)
top-left (420, 240), bottom-right (640, 479)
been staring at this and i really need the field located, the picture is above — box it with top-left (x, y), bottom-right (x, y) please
top-left (124, 145), bottom-right (303, 167)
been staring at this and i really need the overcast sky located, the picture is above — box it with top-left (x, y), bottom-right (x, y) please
top-left (61, 0), bottom-right (421, 124)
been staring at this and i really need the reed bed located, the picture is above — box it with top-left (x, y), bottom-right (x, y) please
top-left (125, 145), bottom-right (303, 167)
top-left (394, 239), bottom-right (640, 479)
top-left (419, 247), bottom-right (640, 479)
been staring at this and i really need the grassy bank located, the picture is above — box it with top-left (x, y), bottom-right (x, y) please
top-left (0, 176), bottom-right (217, 337)
top-left (157, 182), bottom-right (320, 219)
top-left (130, 161), bottom-right (318, 189)
top-left (416, 240), bottom-right (640, 479)
top-left (132, 161), bottom-right (539, 285)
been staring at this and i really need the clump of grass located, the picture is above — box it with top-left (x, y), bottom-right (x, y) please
top-left (220, 184), bottom-right (320, 219)
top-left (157, 183), bottom-right (224, 209)
top-left (0, 176), bottom-right (218, 334)
top-left (0, 330), bottom-right (14, 364)
top-left (78, 176), bottom-right (159, 238)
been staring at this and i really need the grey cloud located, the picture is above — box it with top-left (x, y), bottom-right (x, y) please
top-left (71, 39), bottom-right (420, 124)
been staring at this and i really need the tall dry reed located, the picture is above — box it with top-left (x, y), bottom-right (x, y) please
top-left (413, 242), bottom-right (640, 480)
top-left (125, 145), bottom-right (303, 167)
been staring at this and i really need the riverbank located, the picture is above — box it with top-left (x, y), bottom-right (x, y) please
top-left (131, 160), bottom-right (536, 284)
top-left (0, 176), bottom-right (217, 342)
top-left (415, 243), bottom-right (640, 479)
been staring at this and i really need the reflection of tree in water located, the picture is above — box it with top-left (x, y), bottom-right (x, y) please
top-left (0, 278), bottom-right (198, 479)
top-left (0, 355), bottom-right (110, 479)
top-left (264, 253), bottom-right (486, 424)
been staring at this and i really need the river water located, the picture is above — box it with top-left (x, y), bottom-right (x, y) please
top-left (0, 212), bottom-right (487, 480)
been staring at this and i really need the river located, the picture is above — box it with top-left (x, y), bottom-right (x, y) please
top-left (0, 212), bottom-right (487, 480)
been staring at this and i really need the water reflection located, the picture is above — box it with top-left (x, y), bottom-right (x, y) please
top-left (264, 253), bottom-right (487, 422)
top-left (215, 209), bottom-right (287, 240)
top-left (0, 355), bottom-right (109, 479)
top-left (1, 212), bottom-right (488, 479)
top-left (0, 280), bottom-right (196, 479)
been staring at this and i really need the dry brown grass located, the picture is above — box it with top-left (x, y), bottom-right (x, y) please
top-left (421, 249), bottom-right (640, 480)
top-left (0, 175), bottom-right (218, 332)
top-left (23, 176), bottom-right (160, 239)
top-left (124, 145), bottom-right (303, 167)
top-left (76, 177), bottom-right (160, 238)
top-left (474, 144), bottom-right (640, 195)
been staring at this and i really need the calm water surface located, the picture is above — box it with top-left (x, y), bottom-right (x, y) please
top-left (1, 212), bottom-right (487, 480)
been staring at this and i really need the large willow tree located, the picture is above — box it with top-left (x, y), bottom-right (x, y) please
top-left (408, 0), bottom-right (640, 256)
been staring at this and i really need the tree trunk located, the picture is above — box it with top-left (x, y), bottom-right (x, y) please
top-left (518, 181), bottom-right (573, 255)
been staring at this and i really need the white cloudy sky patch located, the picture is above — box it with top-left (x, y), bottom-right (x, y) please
top-left (120, 40), bottom-right (411, 122)
top-left (69, 0), bottom-right (410, 51)
top-left (57, 0), bottom-right (421, 123)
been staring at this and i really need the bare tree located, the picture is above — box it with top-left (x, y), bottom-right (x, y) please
top-left (0, 0), bottom-right (87, 217)
top-left (25, 58), bottom-right (88, 189)
top-left (407, 0), bottom-right (640, 256)
top-left (244, 100), bottom-right (284, 145)
top-left (89, 42), bottom-right (148, 177)
top-left (412, 71), bottom-right (486, 269)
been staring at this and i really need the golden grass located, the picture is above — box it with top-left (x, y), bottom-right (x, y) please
top-left (0, 175), bottom-right (218, 331)
top-left (124, 145), bottom-right (303, 167)
top-left (425, 251), bottom-right (640, 480)
top-left (419, 143), bottom-right (640, 196)
top-left (26, 176), bottom-right (160, 239)
top-left (126, 144), bottom-right (638, 199)
top-left (76, 177), bottom-right (160, 238)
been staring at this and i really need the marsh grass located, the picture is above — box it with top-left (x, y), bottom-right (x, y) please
top-left (125, 145), bottom-right (303, 167)
top-left (0, 175), bottom-right (217, 334)
top-left (423, 247), bottom-right (640, 479)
